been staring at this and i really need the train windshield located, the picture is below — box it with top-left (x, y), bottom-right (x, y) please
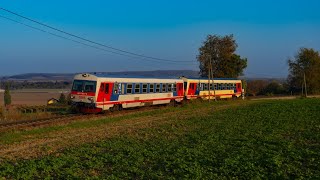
top-left (72, 80), bottom-right (97, 93)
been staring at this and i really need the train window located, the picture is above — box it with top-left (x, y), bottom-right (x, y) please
top-left (113, 83), bottom-right (119, 94)
top-left (162, 83), bottom-right (167, 92)
top-left (156, 84), bottom-right (160, 92)
top-left (196, 83), bottom-right (200, 91)
top-left (149, 84), bottom-right (154, 93)
top-left (84, 81), bottom-right (96, 92)
top-left (127, 84), bottom-right (132, 94)
top-left (122, 83), bottom-right (125, 94)
top-left (168, 84), bottom-right (172, 92)
top-left (203, 83), bottom-right (208, 90)
top-left (214, 83), bottom-right (217, 90)
top-left (105, 84), bottom-right (109, 94)
top-left (72, 81), bottom-right (83, 92)
top-left (135, 83), bottom-right (140, 93)
top-left (99, 83), bottom-right (104, 92)
top-left (218, 84), bottom-right (221, 90)
top-left (190, 83), bottom-right (194, 90)
top-left (210, 83), bottom-right (214, 90)
top-left (173, 84), bottom-right (177, 91)
top-left (142, 84), bottom-right (148, 93)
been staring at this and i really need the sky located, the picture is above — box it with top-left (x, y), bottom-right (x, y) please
top-left (0, 0), bottom-right (319, 78)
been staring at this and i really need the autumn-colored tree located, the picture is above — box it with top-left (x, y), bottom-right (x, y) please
top-left (287, 48), bottom-right (320, 94)
top-left (197, 34), bottom-right (247, 78)
top-left (246, 80), bottom-right (269, 96)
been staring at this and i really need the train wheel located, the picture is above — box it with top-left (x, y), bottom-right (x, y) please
top-left (232, 95), bottom-right (237, 100)
top-left (118, 105), bottom-right (123, 111)
top-left (169, 100), bottom-right (177, 107)
top-left (181, 99), bottom-right (189, 107)
top-left (109, 106), bottom-right (115, 112)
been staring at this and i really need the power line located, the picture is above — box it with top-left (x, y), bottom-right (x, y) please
top-left (0, 15), bottom-right (197, 65)
top-left (0, 15), bottom-right (134, 59)
top-left (0, 7), bottom-right (194, 63)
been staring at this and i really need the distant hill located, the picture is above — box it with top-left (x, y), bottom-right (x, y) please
top-left (0, 70), bottom-right (200, 82)
top-left (3, 73), bottom-right (75, 81)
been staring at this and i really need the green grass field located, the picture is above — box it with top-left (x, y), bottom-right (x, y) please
top-left (0, 99), bottom-right (319, 179)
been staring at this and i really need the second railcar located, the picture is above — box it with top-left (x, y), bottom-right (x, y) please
top-left (181, 77), bottom-right (243, 100)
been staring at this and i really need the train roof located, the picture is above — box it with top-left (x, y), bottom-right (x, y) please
top-left (94, 73), bottom-right (180, 79)
top-left (93, 74), bottom-right (239, 80)
top-left (73, 73), bottom-right (183, 83)
top-left (73, 73), bottom-right (241, 82)
top-left (182, 76), bottom-right (240, 80)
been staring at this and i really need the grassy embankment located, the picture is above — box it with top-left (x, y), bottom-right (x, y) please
top-left (0, 98), bottom-right (319, 178)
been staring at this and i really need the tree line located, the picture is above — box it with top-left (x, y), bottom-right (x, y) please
top-left (197, 34), bottom-right (320, 96)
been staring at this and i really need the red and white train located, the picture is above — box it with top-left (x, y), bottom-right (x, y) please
top-left (70, 73), bottom-right (244, 113)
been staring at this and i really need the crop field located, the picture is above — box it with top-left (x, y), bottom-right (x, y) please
top-left (0, 89), bottom-right (69, 106)
top-left (0, 98), bottom-right (319, 178)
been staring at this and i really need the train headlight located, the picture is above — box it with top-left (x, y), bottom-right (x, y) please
top-left (71, 95), bottom-right (75, 99)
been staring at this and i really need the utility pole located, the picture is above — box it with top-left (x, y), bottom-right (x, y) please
top-left (210, 58), bottom-right (216, 101)
top-left (304, 72), bottom-right (307, 97)
top-left (207, 55), bottom-right (211, 102)
top-left (208, 56), bottom-right (216, 101)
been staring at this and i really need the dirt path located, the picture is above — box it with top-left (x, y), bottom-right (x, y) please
top-left (0, 101), bottom-right (254, 160)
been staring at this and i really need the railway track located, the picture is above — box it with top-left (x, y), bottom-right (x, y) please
top-left (0, 114), bottom-right (78, 132)
top-left (3, 95), bottom-right (315, 132)
top-left (0, 105), bottom-right (170, 132)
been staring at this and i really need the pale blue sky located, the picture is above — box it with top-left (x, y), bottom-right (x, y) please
top-left (0, 0), bottom-right (319, 77)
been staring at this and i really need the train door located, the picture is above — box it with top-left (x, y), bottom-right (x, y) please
top-left (176, 83), bottom-right (184, 96)
top-left (97, 82), bottom-right (113, 105)
top-left (188, 83), bottom-right (197, 95)
top-left (236, 83), bottom-right (242, 93)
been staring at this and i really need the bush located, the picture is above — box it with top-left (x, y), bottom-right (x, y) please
top-left (58, 93), bottom-right (66, 104)
top-left (0, 106), bottom-right (3, 119)
top-left (4, 83), bottom-right (11, 106)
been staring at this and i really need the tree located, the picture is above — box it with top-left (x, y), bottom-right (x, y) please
top-left (197, 34), bottom-right (247, 78)
top-left (246, 80), bottom-right (269, 96)
top-left (4, 82), bottom-right (11, 106)
top-left (287, 48), bottom-right (320, 94)
top-left (260, 81), bottom-right (286, 96)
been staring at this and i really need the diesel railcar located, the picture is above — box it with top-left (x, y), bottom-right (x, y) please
top-left (181, 77), bottom-right (243, 100)
top-left (71, 73), bottom-right (184, 113)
